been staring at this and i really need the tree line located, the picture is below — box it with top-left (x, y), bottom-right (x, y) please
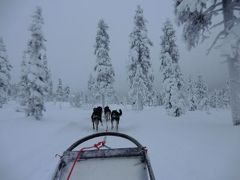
top-left (0, 5), bottom-right (232, 122)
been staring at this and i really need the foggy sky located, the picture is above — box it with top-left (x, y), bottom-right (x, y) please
top-left (0, 0), bottom-right (229, 93)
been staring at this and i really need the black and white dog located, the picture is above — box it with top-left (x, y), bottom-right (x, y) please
top-left (91, 106), bottom-right (103, 131)
top-left (111, 109), bottom-right (122, 131)
top-left (104, 106), bottom-right (111, 130)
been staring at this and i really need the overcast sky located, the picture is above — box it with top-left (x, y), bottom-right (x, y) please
top-left (0, 0), bottom-right (229, 93)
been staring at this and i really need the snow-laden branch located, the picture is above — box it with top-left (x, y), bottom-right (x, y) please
top-left (209, 8), bottom-right (223, 15)
top-left (207, 30), bottom-right (226, 54)
top-left (210, 20), bottom-right (224, 29)
top-left (204, 2), bottom-right (222, 14)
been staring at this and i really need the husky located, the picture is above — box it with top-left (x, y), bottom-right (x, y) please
top-left (104, 106), bottom-right (111, 130)
top-left (111, 109), bottom-right (122, 131)
top-left (91, 106), bottom-right (103, 131)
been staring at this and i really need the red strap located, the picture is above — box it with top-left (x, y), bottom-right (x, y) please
top-left (66, 141), bottom-right (106, 180)
top-left (66, 148), bottom-right (84, 180)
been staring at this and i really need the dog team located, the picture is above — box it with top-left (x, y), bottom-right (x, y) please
top-left (91, 106), bottom-right (122, 132)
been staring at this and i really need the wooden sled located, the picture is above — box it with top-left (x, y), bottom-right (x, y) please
top-left (52, 132), bottom-right (155, 180)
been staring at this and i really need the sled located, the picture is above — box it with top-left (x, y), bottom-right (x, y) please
top-left (52, 132), bottom-right (155, 180)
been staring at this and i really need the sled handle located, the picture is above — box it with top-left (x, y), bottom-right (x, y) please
top-left (66, 132), bottom-right (143, 151)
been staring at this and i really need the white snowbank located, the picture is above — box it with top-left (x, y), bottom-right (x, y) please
top-left (0, 101), bottom-right (240, 180)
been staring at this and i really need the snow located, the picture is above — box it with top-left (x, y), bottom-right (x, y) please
top-left (0, 101), bottom-right (240, 180)
top-left (177, 0), bottom-right (208, 13)
top-left (61, 157), bottom-right (148, 180)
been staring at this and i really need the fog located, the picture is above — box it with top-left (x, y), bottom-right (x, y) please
top-left (0, 0), bottom-right (228, 93)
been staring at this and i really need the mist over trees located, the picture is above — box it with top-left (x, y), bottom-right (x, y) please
top-left (0, 4), bottom-right (232, 121)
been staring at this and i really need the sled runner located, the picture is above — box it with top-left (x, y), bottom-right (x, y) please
top-left (52, 132), bottom-right (155, 180)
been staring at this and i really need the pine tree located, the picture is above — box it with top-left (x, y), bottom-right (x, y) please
top-left (56, 78), bottom-right (64, 102)
top-left (64, 86), bottom-right (70, 102)
top-left (175, 0), bottom-right (240, 125)
top-left (9, 83), bottom-right (19, 101)
top-left (222, 82), bottom-right (230, 108)
top-left (209, 89), bottom-right (218, 109)
top-left (128, 5), bottom-right (154, 106)
top-left (70, 92), bottom-right (83, 108)
top-left (87, 73), bottom-right (96, 104)
top-left (19, 50), bottom-right (30, 106)
top-left (187, 75), bottom-right (197, 111)
top-left (130, 64), bottom-right (146, 110)
top-left (0, 37), bottom-right (12, 107)
top-left (159, 20), bottom-right (186, 116)
top-left (195, 75), bottom-right (209, 111)
top-left (43, 54), bottom-right (53, 101)
top-left (154, 91), bottom-right (164, 106)
top-left (94, 19), bottom-right (115, 106)
top-left (24, 7), bottom-right (47, 119)
top-left (212, 87), bottom-right (230, 109)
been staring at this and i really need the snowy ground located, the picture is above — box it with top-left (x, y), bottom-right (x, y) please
top-left (0, 101), bottom-right (240, 180)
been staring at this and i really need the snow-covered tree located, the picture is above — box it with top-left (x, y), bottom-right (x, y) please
top-left (209, 89), bottom-right (218, 108)
top-left (159, 20), bottom-right (186, 116)
top-left (175, 0), bottom-right (240, 125)
top-left (222, 83), bottom-right (230, 108)
top-left (24, 7), bottom-right (48, 119)
top-left (87, 73), bottom-right (96, 104)
top-left (43, 54), bottom-right (53, 101)
top-left (70, 92), bottom-right (83, 108)
top-left (9, 84), bottom-right (19, 101)
top-left (154, 91), bottom-right (164, 106)
top-left (0, 37), bottom-right (12, 107)
top-left (94, 19), bottom-right (115, 106)
top-left (216, 89), bottom-right (225, 108)
top-left (64, 86), bottom-right (70, 102)
top-left (195, 75), bottom-right (209, 111)
top-left (128, 5), bottom-right (154, 106)
top-left (210, 87), bottom-right (230, 109)
top-left (166, 76), bottom-right (186, 116)
top-left (187, 75), bottom-right (197, 111)
top-left (130, 64), bottom-right (146, 110)
top-left (56, 78), bottom-right (64, 102)
top-left (19, 50), bottom-right (30, 106)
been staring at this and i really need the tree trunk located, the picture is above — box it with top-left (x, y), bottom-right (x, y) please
top-left (223, 0), bottom-right (240, 125)
top-left (228, 57), bottom-right (240, 125)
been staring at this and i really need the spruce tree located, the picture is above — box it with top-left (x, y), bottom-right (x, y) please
top-left (70, 92), bottom-right (82, 108)
top-left (130, 64), bottom-right (146, 110)
top-left (159, 20), bottom-right (186, 116)
top-left (128, 5), bottom-right (154, 106)
top-left (87, 73), bottom-right (96, 104)
top-left (209, 89), bottom-right (217, 109)
top-left (64, 86), bottom-right (70, 102)
top-left (195, 75), bottom-right (209, 111)
top-left (43, 54), bottom-right (53, 101)
top-left (19, 50), bottom-right (30, 106)
top-left (94, 19), bottom-right (115, 106)
top-left (0, 37), bottom-right (12, 107)
top-left (24, 7), bottom-right (47, 119)
top-left (56, 78), bottom-right (64, 102)
top-left (222, 82), bottom-right (230, 108)
top-left (187, 75), bottom-right (197, 111)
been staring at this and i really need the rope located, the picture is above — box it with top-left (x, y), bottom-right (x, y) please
top-left (66, 140), bottom-right (106, 180)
